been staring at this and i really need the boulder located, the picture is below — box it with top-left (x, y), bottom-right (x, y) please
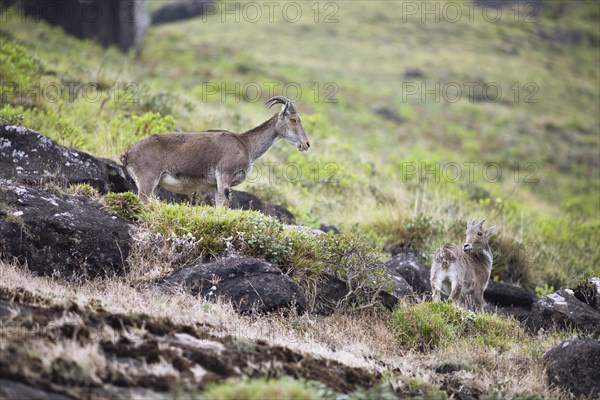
top-left (0, 124), bottom-right (135, 194)
top-left (18, 0), bottom-right (149, 51)
top-left (385, 251), bottom-right (432, 296)
top-left (543, 336), bottom-right (600, 398)
top-left (0, 179), bottom-right (132, 279)
top-left (160, 256), bottom-right (306, 314)
top-left (525, 289), bottom-right (600, 336)
top-left (314, 273), bottom-right (351, 315)
top-left (151, 0), bottom-right (212, 25)
top-left (319, 223), bottom-right (340, 234)
top-left (573, 277), bottom-right (600, 310)
top-left (484, 280), bottom-right (535, 308)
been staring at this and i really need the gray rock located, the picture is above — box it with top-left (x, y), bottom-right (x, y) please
top-left (385, 251), bottom-right (431, 295)
top-left (283, 225), bottom-right (324, 236)
top-left (160, 256), bottom-right (306, 314)
top-left (484, 280), bottom-right (535, 308)
top-left (0, 379), bottom-right (73, 400)
top-left (18, 0), bottom-right (149, 51)
top-left (543, 336), bottom-right (600, 398)
top-left (0, 179), bottom-right (132, 279)
top-left (319, 223), bottom-right (340, 234)
top-left (525, 289), bottom-right (600, 336)
top-left (151, 0), bottom-right (213, 25)
top-left (0, 124), bottom-right (134, 194)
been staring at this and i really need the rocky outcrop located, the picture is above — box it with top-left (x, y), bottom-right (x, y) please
top-left (525, 289), bottom-right (600, 336)
top-left (0, 124), bottom-right (134, 194)
top-left (543, 336), bottom-right (600, 398)
top-left (17, 0), bottom-right (149, 51)
top-left (160, 256), bottom-right (307, 314)
top-left (0, 179), bottom-right (132, 279)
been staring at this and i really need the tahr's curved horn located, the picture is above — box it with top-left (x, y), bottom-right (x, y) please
top-left (478, 219), bottom-right (486, 228)
top-left (468, 219), bottom-right (477, 227)
top-left (266, 96), bottom-right (296, 113)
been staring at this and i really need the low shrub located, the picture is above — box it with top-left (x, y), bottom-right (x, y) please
top-left (65, 183), bottom-right (100, 198)
top-left (103, 192), bottom-right (143, 220)
top-left (0, 104), bottom-right (25, 125)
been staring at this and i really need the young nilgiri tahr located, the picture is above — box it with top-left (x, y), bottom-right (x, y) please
top-left (430, 220), bottom-right (495, 311)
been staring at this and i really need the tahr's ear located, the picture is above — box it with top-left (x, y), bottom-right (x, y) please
top-left (485, 226), bottom-right (495, 237)
top-left (279, 102), bottom-right (289, 117)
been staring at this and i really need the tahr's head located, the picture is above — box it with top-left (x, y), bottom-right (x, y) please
top-left (267, 96), bottom-right (310, 151)
top-left (463, 219), bottom-right (495, 253)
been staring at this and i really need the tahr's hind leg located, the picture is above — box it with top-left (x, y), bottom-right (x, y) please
top-left (472, 287), bottom-right (485, 312)
top-left (448, 282), bottom-right (462, 304)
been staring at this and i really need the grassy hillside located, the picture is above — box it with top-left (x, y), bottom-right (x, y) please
top-left (1, 0), bottom-right (598, 288)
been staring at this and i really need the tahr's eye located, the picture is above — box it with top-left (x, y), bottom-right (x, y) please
top-left (477, 231), bottom-right (483, 236)
top-left (290, 118), bottom-right (297, 124)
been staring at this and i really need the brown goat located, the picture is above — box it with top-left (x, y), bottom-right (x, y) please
top-left (120, 96), bottom-right (310, 207)
top-left (430, 220), bottom-right (495, 311)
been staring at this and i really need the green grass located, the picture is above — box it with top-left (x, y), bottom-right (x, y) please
top-left (201, 377), bottom-right (320, 400)
top-left (0, 0), bottom-right (598, 288)
top-left (201, 377), bottom-right (398, 400)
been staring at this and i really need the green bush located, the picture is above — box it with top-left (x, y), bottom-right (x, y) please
top-left (0, 104), bottom-right (24, 125)
top-left (314, 231), bottom-right (390, 289)
top-left (103, 192), bottom-right (143, 220)
top-left (470, 312), bottom-right (524, 348)
top-left (140, 200), bottom-right (291, 263)
top-left (65, 183), bottom-right (100, 198)
top-left (202, 377), bottom-right (320, 400)
top-left (0, 41), bottom-right (41, 104)
top-left (392, 302), bottom-right (463, 350)
top-left (130, 111), bottom-right (176, 140)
